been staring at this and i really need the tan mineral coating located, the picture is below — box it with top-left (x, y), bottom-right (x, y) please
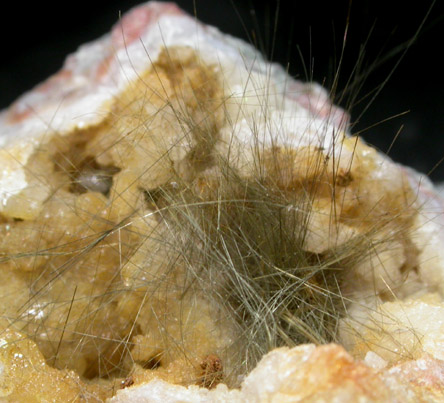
top-left (0, 2), bottom-right (444, 402)
top-left (0, 49), bottom-right (241, 401)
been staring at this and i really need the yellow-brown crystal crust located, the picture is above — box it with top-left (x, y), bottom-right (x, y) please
top-left (0, 47), bottom-right (425, 401)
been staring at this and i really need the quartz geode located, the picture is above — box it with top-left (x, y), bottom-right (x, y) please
top-left (0, 2), bottom-right (444, 401)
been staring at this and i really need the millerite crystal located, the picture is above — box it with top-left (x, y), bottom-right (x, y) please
top-left (0, 2), bottom-right (443, 401)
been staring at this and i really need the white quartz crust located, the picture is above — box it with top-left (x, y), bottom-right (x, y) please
top-left (0, 2), bottom-right (346, 208)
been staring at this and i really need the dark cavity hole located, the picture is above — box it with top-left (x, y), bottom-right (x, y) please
top-left (136, 352), bottom-right (163, 370)
top-left (69, 156), bottom-right (120, 196)
top-left (142, 182), bottom-right (180, 210)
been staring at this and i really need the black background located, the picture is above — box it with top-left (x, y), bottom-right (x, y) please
top-left (1, 0), bottom-right (443, 180)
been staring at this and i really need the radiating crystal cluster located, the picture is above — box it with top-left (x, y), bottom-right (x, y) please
top-left (0, 2), bottom-right (443, 401)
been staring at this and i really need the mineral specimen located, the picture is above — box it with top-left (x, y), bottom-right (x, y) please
top-left (0, 1), bottom-right (443, 402)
